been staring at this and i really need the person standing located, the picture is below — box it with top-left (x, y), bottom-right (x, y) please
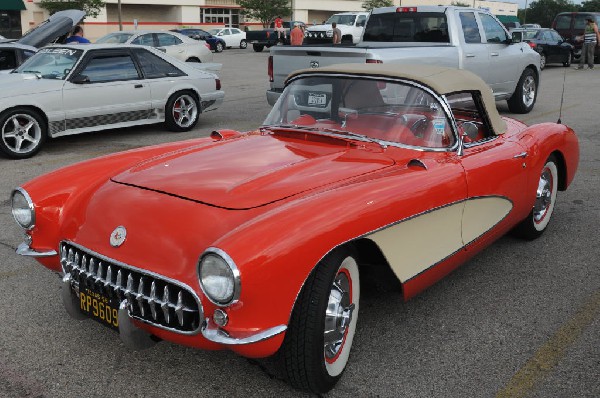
top-left (290, 23), bottom-right (304, 46)
top-left (274, 16), bottom-right (285, 42)
top-left (578, 17), bottom-right (598, 70)
top-left (64, 26), bottom-right (91, 44)
top-left (332, 22), bottom-right (341, 44)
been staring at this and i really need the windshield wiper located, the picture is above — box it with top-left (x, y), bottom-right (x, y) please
top-left (20, 70), bottom-right (42, 78)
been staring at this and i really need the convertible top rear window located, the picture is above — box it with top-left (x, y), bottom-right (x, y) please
top-left (363, 12), bottom-right (449, 43)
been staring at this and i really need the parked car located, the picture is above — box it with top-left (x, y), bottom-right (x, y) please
top-left (209, 27), bottom-right (247, 49)
top-left (304, 12), bottom-right (369, 44)
top-left (522, 23), bottom-right (541, 28)
top-left (95, 30), bottom-right (213, 63)
top-left (268, 6), bottom-right (541, 114)
top-left (514, 28), bottom-right (574, 69)
top-left (552, 12), bottom-right (600, 62)
top-left (0, 9), bottom-right (85, 72)
top-left (0, 44), bottom-right (223, 158)
top-left (170, 28), bottom-right (227, 53)
top-left (11, 64), bottom-right (578, 393)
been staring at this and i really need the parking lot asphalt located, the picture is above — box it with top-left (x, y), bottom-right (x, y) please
top-left (0, 49), bottom-right (598, 398)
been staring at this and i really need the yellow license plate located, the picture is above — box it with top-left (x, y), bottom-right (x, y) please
top-left (79, 288), bottom-right (119, 330)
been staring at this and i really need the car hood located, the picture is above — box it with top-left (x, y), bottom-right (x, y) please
top-left (111, 133), bottom-right (395, 209)
top-left (17, 10), bottom-right (86, 48)
top-left (0, 73), bottom-right (62, 94)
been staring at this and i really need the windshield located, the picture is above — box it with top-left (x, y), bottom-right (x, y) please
top-left (523, 30), bottom-right (539, 40)
top-left (96, 32), bottom-right (134, 44)
top-left (326, 14), bottom-right (357, 26)
top-left (13, 47), bottom-right (83, 80)
top-left (208, 29), bottom-right (220, 35)
top-left (264, 75), bottom-right (456, 149)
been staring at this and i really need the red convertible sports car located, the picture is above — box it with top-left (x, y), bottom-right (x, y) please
top-left (11, 64), bottom-right (579, 393)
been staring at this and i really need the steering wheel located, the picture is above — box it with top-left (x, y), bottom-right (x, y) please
top-left (409, 116), bottom-right (430, 138)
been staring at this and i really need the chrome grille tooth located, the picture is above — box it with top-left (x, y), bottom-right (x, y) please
top-left (116, 270), bottom-right (123, 289)
top-left (74, 252), bottom-right (80, 270)
top-left (175, 291), bottom-right (184, 327)
top-left (97, 262), bottom-right (104, 281)
top-left (149, 281), bottom-right (158, 320)
top-left (105, 265), bottom-right (113, 287)
top-left (161, 285), bottom-right (170, 323)
top-left (137, 277), bottom-right (145, 317)
top-left (125, 273), bottom-right (134, 302)
top-left (67, 248), bottom-right (74, 264)
top-left (88, 258), bottom-right (96, 276)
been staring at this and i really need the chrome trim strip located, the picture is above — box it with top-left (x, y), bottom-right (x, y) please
top-left (60, 240), bottom-right (204, 335)
top-left (197, 247), bottom-right (241, 307)
top-left (201, 319), bottom-right (286, 345)
top-left (12, 187), bottom-right (36, 231)
top-left (16, 242), bottom-right (57, 257)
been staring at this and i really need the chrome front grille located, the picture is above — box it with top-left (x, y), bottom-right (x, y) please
top-left (60, 241), bottom-right (203, 334)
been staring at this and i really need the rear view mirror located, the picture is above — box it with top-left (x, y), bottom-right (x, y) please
top-left (71, 74), bottom-right (89, 84)
top-left (512, 31), bottom-right (523, 43)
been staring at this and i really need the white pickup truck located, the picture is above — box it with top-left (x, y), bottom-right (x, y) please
top-left (304, 12), bottom-right (369, 44)
top-left (267, 6), bottom-right (541, 114)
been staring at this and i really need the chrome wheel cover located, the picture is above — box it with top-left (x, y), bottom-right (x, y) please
top-left (171, 94), bottom-right (198, 128)
top-left (324, 271), bottom-right (354, 360)
top-left (540, 54), bottom-right (546, 69)
top-left (533, 167), bottom-right (553, 223)
top-left (522, 75), bottom-right (536, 108)
top-left (1, 113), bottom-right (42, 155)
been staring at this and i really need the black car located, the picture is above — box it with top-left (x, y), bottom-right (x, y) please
top-left (517, 28), bottom-right (574, 69)
top-left (170, 28), bottom-right (226, 53)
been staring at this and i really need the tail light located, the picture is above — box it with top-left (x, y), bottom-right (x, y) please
top-left (366, 59), bottom-right (383, 64)
top-left (205, 43), bottom-right (211, 50)
top-left (268, 55), bottom-right (274, 82)
top-left (216, 79), bottom-right (221, 91)
top-left (528, 42), bottom-right (536, 49)
top-left (396, 7), bottom-right (417, 12)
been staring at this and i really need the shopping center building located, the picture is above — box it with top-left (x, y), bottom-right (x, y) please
top-left (2, 0), bottom-right (518, 41)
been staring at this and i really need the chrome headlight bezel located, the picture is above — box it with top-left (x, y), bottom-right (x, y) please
top-left (11, 187), bottom-right (35, 230)
top-left (198, 247), bottom-right (240, 307)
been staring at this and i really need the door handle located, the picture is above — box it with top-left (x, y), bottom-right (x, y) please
top-left (466, 54), bottom-right (475, 58)
top-left (134, 84), bottom-right (143, 88)
top-left (490, 52), bottom-right (499, 56)
top-left (513, 152), bottom-right (528, 159)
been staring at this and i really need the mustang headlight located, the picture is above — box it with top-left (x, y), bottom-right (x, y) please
top-left (11, 188), bottom-right (35, 230)
top-left (198, 248), bottom-right (240, 306)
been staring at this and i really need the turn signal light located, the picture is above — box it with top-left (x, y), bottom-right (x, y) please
top-left (268, 55), bottom-right (274, 82)
top-left (216, 79), bottom-right (221, 90)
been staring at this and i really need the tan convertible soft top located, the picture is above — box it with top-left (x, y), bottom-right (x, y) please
top-left (286, 64), bottom-right (507, 135)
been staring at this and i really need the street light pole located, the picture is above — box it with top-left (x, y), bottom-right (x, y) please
top-left (118, 0), bottom-right (122, 31)
top-left (523, 0), bottom-right (528, 25)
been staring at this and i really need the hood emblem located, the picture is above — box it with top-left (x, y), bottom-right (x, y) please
top-left (110, 226), bottom-right (127, 247)
top-left (310, 60), bottom-right (319, 68)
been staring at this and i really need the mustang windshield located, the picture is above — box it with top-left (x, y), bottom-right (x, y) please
top-left (14, 47), bottom-right (82, 80)
top-left (264, 76), bottom-right (456, 149)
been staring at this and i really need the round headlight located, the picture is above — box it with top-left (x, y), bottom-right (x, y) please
top-left (199, 249), bottom-right (240, 306)
top-left (11, 188), bottom-right (35, 230)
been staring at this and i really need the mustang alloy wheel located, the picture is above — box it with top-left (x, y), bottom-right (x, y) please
top-left (0, 108), bottom-right (46, 159)
top-left (512, 155), bottom-right (558, 240)
top-left (281, 247), bottom-right (360, 393)
top-left (507, 68), bottom-right (537, 114)
top-left (165, 91), bottom-right (200, 132)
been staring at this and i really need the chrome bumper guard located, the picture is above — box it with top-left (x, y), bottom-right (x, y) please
top-left (201, 319), bottom-right (287, 345)
top-left (16, 242), bottom-right (57, 257)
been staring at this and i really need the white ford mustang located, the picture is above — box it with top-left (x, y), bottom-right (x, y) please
top-left (0, 44), bottom-right (224, 159)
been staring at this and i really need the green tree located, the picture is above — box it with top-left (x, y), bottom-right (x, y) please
top-left (579, 0), bottom-right (600, 11)
top-left (39, 0), bottom-right (105, 18)
top-left (523, 0), bottom-right (577, 27)
top-left (238, 0), bottom-right (292, 28)
top-left (362, 0), bottom-right (393, 12)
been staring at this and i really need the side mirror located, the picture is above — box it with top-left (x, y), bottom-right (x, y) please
top-left (71, 74), bottom-right (90, 84)
top-left (157, 47), bottom-right (167, 53)
top-left (356, 20), bottom-right (365, 27)
top-left (511, 31), bottom-right (523, 43)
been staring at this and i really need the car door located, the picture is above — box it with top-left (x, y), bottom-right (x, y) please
top-left (230, 28), bottom-right (244, 46)
top-left (62, 49), bottom-right (152, 133)
top-left (458, 11), bottom-right (489, 84)
top-left (155, 33), bottom-right (186, 61)
top-left (479, 12), bottom-right (523, 96)
top-left (219, 29), bottom-right (233, 47)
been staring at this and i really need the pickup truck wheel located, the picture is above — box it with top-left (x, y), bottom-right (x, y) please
top-left (512, 155), bottom-right (558, 240)
top-left (240, 39), bottom-right (247, 49)
top-left (215, 42), bottom-right (224, 53)
top-left (563, 52), bottom-right (572, 67)
top-left (280, 246), bottom-right (360, 393)
top-left (253, 44), bottom-right (264, 52)
top-left (165, 91), bottom-right (200, 132)
top-left (507, 68), bottom-right (537, 114)
top-left (539, 53), bottom-right (546, 70)
top-left (0, 107), bottom-right (46, 159)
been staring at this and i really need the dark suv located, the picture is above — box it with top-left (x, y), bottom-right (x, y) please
top-left (552, 12), bottom-right (600, 62)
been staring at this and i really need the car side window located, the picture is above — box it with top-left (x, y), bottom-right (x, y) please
top-left (574, 15), bottom-right (588, 30)
top-left (460, 12), bottom-right (482, 43)
top-left (134, 49), bottom-right (185, 79)
top-left (479, 13), bottom-right (508, 43)
top-left (157, 33), bottom-right (182, 46)
top-left (551, 31), bottom-right (562, 42)
top-left (554, 15), bottom-right (571, 30)
top-left (222, 29), bottom-right (231, 36)
top-left (132, 34), bottom-right (154, 46)
top-left (0, 49), bottom-right (17, 69)
top-left (356, 15), bottom-right (367, 27)
top-left (445, 91), bottom-right (492, 144)
top-left (79, 54), bottom-right (140, 83)
top-left (232, 28), bottom-right (242, 34)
